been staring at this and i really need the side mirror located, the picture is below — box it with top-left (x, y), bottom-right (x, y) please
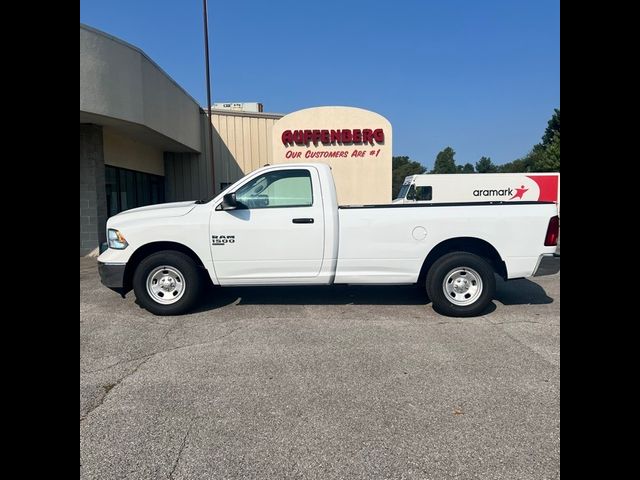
top-left (221, 192), bottom-right (238, 210)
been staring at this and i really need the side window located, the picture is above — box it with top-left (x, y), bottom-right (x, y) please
top-left (235, 169), bottom-right (313, 209)
top-left (415, 186), bottom-right (432, 201)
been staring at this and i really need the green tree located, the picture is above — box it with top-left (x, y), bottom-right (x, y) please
top-left (392, 156), bottom-right (426, 198)
top-left (498, 145), bottom-right (541, 172)
top-left (431, 147), bottom-right (457, 174)
top-left (499, 108), bottom-right (560, 173)
top-left (534, 132), bottom-right (560, 171)
top-left (498, 158), bottom-right (529, 173)
top-left (542, 108), bottom-right (560, 147)
top-left (475, 156), bottom-right (497, 173)
top-left (456, 163), bottom-right (475, 173)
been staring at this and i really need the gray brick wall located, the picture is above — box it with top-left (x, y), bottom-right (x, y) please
top-left (80, 125), bottom-right (107, 256)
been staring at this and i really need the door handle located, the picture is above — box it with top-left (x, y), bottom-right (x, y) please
top-left (292, 218), bottom-right (314, 224)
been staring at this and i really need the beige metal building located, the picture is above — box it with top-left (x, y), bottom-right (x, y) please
top-left (80, 23), bottom-right (392, 255)
top-left (165, 110), bottom-right (282, 196)
top-left (164, 109), bottom-right (283, 199)
top-left (194, 106), bottom-right (393, 205)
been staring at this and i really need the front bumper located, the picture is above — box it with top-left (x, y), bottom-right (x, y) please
top-left (98, 262), bottom-right (126, 289)
top-left (532, 253), bottom-right (560, 277)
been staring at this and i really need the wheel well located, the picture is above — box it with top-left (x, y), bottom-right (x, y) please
top-left (418, 237), bottom-right (507, 283)
top-left (122, 241), bottom-right (206, 292)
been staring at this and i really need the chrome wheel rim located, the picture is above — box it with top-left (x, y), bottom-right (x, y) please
top-left (146, 266), bottom-right (186, 305)
top-left (443, 267), bottom-right (483, 306)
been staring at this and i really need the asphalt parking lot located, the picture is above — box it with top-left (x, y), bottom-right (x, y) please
top-left (80, 258), bottom-right (559, 480)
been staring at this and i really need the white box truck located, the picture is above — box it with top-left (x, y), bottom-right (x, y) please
top-left (394, 173), bottom-right (560, 211)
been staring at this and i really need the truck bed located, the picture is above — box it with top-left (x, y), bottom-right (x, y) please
top-left (334, 201), bottom-right (558, 284)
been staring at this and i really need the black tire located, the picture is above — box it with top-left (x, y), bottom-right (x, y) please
top-left (425, 252), bottom-right (496, 317)
top-left (132, 250), bottom-right (201, 315)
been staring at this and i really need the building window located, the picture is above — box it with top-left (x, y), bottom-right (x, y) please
top-left (105, 165), bottom-right (165, 217)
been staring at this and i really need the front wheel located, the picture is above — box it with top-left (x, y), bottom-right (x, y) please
top-left (132, 250), bottom-right (202, 315)
top-left (426, 252), bottom-right (496, 317)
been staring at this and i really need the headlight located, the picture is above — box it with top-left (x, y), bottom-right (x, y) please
top-left (107, 229), bottom-right (129, 249)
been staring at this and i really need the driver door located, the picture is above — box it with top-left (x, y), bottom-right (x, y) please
top-left (209, 167), bottom-right (325, 284)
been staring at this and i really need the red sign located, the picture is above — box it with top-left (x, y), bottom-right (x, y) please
top-left (282, 129), bottom-right (384, 146)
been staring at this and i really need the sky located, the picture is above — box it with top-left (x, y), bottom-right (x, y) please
top-left (80, 0), bottom-right (559, 169)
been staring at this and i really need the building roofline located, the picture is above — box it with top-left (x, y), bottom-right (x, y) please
top-left (207, 109), bottom-right (284, 120)
top-left (80, 23), bottom-right (202, 110)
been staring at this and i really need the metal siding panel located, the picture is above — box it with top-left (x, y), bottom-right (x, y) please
top-left (175, 153), bottom-right (183, 201)
top-left (198, 111), bottom-right (284, 193)
top-left (234, 114), bottom-right (243, 177)
top-left (218, 114), bottom-right (228, 187)
top-left (170, 154), bottom-right (177, 201)
top-left (249, 117), bottom-right (259, 173)
top-left (210, 115), bottom-right (219, 193)
top-left (236, 115), bottom-right (246, 180)
top-left (182, 153), bottom-right (191, 200)
top-left (203, 120), bottom-right (214, 195)
top-left (231, 114), bottom-right (240, 175)
top-left (197, 119), bottom-right (205, 198)
top-left (208, 114), bottom-right (216, 195)
top-left (174, 153), bottom-right (183, 200)
top-left (242, 116), bottom-right (252, 176)
top-left (224, 115), bottom-right (235, 185)
top-left (190, 150), bottom-right (199, 200)
top-left (258, 118), bottom-right (267, 169)
top-left (212, 113), bottom-right (219, 195)
top-left (266, 118), bottom-right (274, 165)
top-left (214, 114), bottom-right (225, 192)
top-left (203, 115), bottom-right (212, 197)
top-left (199, 138), bottom-right (208, 199)
top-left (163, 152), bottom-right (173, 202)
top-left (213, 115), bottom-right (224, 188)
top-left (164, 153), bottom-right (172, 201)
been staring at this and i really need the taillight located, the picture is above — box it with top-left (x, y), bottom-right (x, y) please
top-left (544, 216), bottom-right (559, 246)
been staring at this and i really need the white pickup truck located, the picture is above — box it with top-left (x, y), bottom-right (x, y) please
top-left (97, 163), bottom-right (559, 317)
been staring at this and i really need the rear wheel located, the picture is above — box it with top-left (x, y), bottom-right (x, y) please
top-left (133, 250), bottom-right (201, 315)
top-left (426, 252), bottom-right (495, 317)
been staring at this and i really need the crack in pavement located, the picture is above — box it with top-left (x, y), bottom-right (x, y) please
top-left (80, 355), bottom-right (153, 423)
top-left (82, 352), bottom-right (156, 375)
top-left (82, 323), bottom-right (244, 375)
top-left (168, 419), bottom-right (194, 479)
top-left (146, 325), bottom-right (244, 364)
top-left (491, 323), bottom-right (560, 366)
top-left (80, 326), bottom-right (245, 423)
top-left (161, 320), bottom-right (182, 341)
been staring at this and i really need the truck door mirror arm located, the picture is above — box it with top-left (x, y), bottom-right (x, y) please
top-left (219, 192), bottom-right (238, 210)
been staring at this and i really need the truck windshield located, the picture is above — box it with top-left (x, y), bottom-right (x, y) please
top-left (397, 183), bottom-right (412, 200)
